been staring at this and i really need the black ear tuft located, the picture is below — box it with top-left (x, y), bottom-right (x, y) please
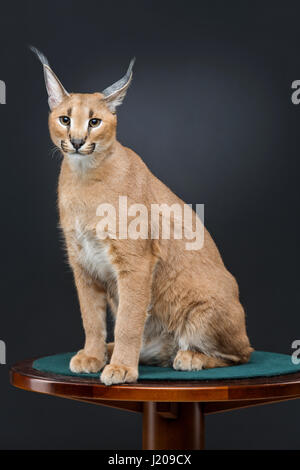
top-left (29, 46), bottom-right (50, 67)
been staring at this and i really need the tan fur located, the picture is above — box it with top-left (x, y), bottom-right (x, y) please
top-left (39, 59), bottom-right (253, 385)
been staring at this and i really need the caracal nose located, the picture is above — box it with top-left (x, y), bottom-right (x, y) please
top-left (71, 138), bottom-right (85, 150)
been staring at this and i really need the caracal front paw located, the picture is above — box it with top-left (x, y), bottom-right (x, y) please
top-left (70, 350), bottom-right (106, 374)
top-left (100, 363), bottom-right (138, 385)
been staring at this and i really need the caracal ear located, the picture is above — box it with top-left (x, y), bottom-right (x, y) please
top-left (102, 58), bottom-right (135, 113)
top-left (30, 46), bottom-right (69, 110)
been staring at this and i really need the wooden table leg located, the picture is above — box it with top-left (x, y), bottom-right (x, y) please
top-left (142, 402), bottom-right (205, 450)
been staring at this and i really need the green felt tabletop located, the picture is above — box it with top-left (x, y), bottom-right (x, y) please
top-left (33, 351), bottom-right (300, 381)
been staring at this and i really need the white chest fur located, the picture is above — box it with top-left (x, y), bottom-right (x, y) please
top-left (74, 219), bottom-right (116, 283)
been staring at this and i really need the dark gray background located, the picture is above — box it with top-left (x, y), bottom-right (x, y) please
top-left (0, 0), bottom-right (299, 449)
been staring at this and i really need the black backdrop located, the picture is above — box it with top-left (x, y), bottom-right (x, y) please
top-left (0, 0), bottom-right (300, 449)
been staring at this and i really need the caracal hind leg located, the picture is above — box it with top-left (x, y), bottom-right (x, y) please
top-left (173, 299), bottom-right (253, 372)
top-left (70, 265), bottom-right (108, 374)
top-left (107, 342), bottom-right (114, 361)
top-left (173, 350), bottom-right (230, 371)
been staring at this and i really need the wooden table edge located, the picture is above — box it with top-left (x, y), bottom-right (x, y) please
top-left (9, 358), bottom-right (300, 404)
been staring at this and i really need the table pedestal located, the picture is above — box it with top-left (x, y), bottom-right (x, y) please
top-left (142, 402), bottom-right (205, 450)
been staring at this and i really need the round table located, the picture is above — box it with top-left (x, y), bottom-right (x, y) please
top-left (10, 358), bottom-right (300, 450)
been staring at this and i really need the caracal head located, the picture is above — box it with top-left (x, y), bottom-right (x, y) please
top-left (31, 47), bottom-right (135, 158)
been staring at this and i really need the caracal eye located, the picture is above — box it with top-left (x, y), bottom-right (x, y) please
top-left (59, 116), bottom-right (70, 126)
top-left (89, 118), bottom-right (102, 128)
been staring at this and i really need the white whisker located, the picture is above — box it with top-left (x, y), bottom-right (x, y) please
top-left (49, 145), bottom-right (63, 160)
